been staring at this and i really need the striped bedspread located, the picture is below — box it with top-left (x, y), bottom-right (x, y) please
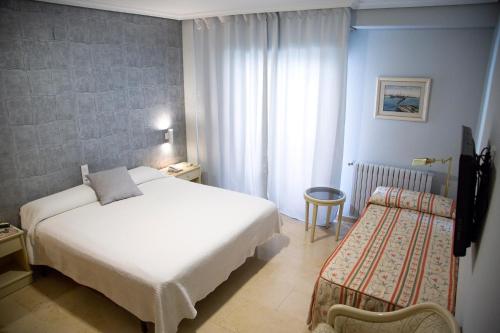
top-left (308, 187), bottom-right (458, 328)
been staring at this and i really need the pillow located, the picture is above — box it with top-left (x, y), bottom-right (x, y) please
top-left (128, 166), bottom-right (167, 185)
top-left (21, 184), bottom-right (98, 236)
top-left (86, 167), bottom-right (143, 205)
top-left (368, 186), bottom-right (456, 218)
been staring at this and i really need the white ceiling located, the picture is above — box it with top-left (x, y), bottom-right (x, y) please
top-left (39, 0), bottom-right (497, 20)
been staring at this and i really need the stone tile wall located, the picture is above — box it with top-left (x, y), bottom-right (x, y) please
top-left (0, 0), bottom-right (186, 224)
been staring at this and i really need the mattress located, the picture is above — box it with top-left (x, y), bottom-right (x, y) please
top-left (20, 167), bottom-right (280, 333)
top-left (308, 187), bottom-right (458, 328)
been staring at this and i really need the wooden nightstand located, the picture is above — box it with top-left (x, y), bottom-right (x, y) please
top-left (161, 162), bottom-right (202, 183)
top-left (0, 226), bottom-right (32, 298)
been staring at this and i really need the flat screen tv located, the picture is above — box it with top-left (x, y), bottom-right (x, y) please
top-left (454, 126), bottom-right (491, 257)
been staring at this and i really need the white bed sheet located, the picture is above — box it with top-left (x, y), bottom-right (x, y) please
top-left (21, 174), bottom-right (280, 333)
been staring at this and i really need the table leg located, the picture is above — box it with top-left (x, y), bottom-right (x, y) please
top-left (305, 201), bottom-right (310, 231)
top-left (326, 206), bottom-right (332, 228)
top-left (336, 202), bottom-right (344, 241)
top-left (311, 204), bottom-right (318, 242)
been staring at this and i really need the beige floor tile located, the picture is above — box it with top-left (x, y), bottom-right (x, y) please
top-left (0, 298), bottom-right (31, 328)
top-left (0, 215), bottom-right (344, 332)
top-left (237, 272), bottom-right (295, 309)
top-left (213, 296), bottom-right (308, 333)
top-left (16, 271), bottom-right (77, 306)
top-left (277, 289), bottom-right (313, 322)
top-left (178, 321), bottom-right (235, 333)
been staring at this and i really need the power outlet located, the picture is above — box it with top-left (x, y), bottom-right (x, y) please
top-left (81, 164), bottom-right (90, 184)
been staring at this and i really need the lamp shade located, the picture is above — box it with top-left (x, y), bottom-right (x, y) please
top-left (412, 158), bottom-right (430, 166)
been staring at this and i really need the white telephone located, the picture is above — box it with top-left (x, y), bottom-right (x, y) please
top-left (168, 162), bottom-right (192, 173)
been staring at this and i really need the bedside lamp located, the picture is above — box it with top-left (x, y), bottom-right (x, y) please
top-left (412, 157), bottom-right (453, 197)
top-left (164, 128), bottom-right (174, 144)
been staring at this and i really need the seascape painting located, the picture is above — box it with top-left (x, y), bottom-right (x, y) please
top-left (383, 85), bottom-right (421, 113)
top-left (375, 77), bottom-right (431, 122)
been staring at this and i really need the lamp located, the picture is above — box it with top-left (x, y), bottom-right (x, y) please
top-left (164, 128), bottom-right (173, 144)
top-left (412, 157), bottom-right (453, 197)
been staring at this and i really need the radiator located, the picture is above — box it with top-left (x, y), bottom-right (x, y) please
top-left (350, 162), bottom-right (433, 217)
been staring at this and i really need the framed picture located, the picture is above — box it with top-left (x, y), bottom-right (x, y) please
top-left (374, 77), bottom-right (431, 122)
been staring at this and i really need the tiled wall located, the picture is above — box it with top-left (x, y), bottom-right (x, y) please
top-left (0, 0), bottom-right (186, 224)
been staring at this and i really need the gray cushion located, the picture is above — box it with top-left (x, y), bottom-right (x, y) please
top-left (86, 167), bottom-right (143, 205)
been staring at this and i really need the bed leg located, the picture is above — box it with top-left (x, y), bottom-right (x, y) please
top-left (140, 320), bottom-right (148, 333)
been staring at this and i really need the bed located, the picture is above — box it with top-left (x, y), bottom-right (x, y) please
top-left (308, 186), bottom-right (458, 328)
top-left (20, 167), bottom-right (280, 333)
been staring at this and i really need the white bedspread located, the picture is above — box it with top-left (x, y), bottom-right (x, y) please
top-left (20, 171), bottom-right (280, 333)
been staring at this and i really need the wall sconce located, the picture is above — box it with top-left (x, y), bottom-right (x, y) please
top-left (164, 128), bottom-right (174, 144)
top-left (412, 157), bottom-right (453, 197)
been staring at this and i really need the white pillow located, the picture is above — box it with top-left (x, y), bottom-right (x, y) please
top-left (21, 166), bottom-right (165, 233)
top-left (128, 166), bottom-right (167, 185)
top-left (21, 184), bottom-right (98, 234)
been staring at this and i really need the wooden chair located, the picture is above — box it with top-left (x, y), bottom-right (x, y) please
top-left (313, 303), bottom-right (460, 333)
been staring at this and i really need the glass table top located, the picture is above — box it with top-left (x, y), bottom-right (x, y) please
top-left (305, 187), bottom-right (345, 201)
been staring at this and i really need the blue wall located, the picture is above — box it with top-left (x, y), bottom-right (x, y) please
top-left (341, 27), bottom-right (493, 213)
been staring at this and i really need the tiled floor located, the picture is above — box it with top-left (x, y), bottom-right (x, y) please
top-left (0, 215), bottom-right (350, 333)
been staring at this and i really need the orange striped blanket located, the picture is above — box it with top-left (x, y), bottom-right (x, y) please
top-left (308, 187), bottom-right (458, 328)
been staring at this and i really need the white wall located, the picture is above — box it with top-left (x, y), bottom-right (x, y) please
top-left (341, 28), bottom-right (493, 215)
top-left (455, 15), bottom-right (500, 332)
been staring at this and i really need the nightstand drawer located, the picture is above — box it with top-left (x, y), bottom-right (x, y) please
top-left (0, 237), bottom-right (22, 258)
top-left (177, 168), bottom-right (201, 181)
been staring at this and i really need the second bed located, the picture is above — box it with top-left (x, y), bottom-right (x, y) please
top-left (308, 186), bottom-right (458, 328)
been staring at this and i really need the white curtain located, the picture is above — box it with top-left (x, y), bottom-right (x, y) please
top-left (189, 9), bottom-right (350, 220)
top-left (267, 10), bottom-right (350, 219)
top-left (192, 14), bottom-right (277, 197)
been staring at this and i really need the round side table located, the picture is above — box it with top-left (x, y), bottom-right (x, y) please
top-left (304, 187), bottom-right (346, 242)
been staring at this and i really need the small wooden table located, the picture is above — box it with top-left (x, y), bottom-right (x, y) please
top-left (0, 226), bottom-right (32, 298)
top-left (160, 162), bottom-right (201, 183)
top-left (304, 187), bottom-right (346, 242)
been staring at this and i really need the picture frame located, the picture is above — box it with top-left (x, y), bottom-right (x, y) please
top-left (374, 77), bottom-right (431, 122)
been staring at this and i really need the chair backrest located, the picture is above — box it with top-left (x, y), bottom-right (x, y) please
top-left (333, 311), bottom-right (454, 333)
top-left (328, 303), bottom-right (459, 333)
